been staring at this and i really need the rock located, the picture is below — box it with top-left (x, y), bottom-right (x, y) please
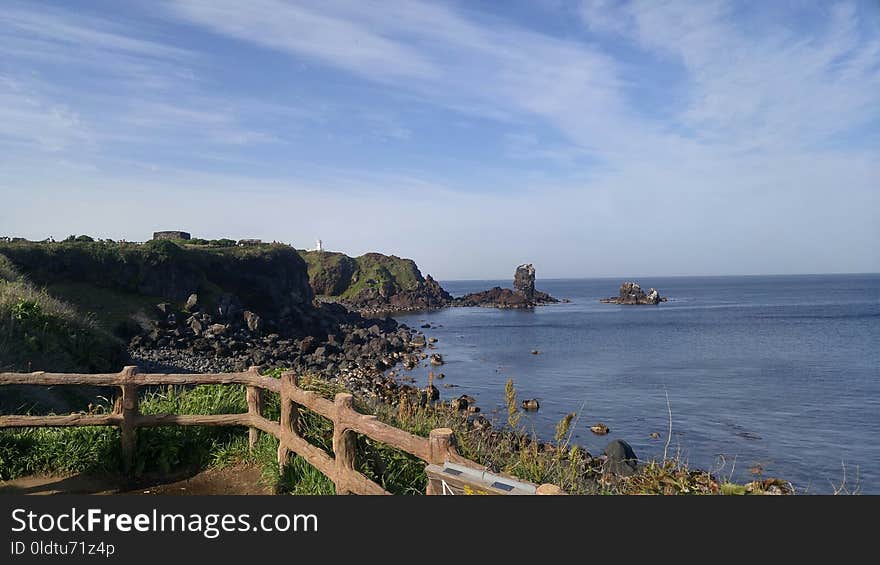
top-left (451, 396), bottom-right (469, 410)
top-left (410, 334), bottom-right (427, 347)
top-left (299, 336), bottom-right (317, 354)
top-left (429, 353), bottom-right (444, 366)
top-left (603, 440), bottom-right (638, 476)
top-left (209, 323), bottom-right (227, 336)
top-left (455, 264), bottom-right (558, 309)
top-left (420, 323), bottom-right (431, 329)
top-left (530, 349), bottom-right (540, 355)
top-left (521, 399), bottom-right (539, 411)
top-left (514, 264), bottom-right (536, 301)
top-left (187, 316), bottom-right (203, 335)
top-left (590, 423), bottom-right (610, 435)
top-left (185, 293), bottom-right (199, 312)
top-left (471, 415), bottom-right (492, 430)
top-left (601, 282), bottom-right (664, 305)
top-left (425, 384), bottom-right (440, 402)
top-left (243, 310), bottom-right (263, 334)
top-left (649, 432), bottom-right (661, 439)
top-left (156, 302), bottom-right (174, 315)
top-left (428, 337), bottom-right (438, 343)
top-left (217, 293), bottom-right (241, 320)
top-left (435, 372), bottom-right (445, 379)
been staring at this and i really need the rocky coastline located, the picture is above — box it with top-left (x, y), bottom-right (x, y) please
top-left (338, 263), bottom-right (562, 315)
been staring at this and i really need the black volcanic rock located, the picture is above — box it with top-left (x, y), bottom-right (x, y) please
top-left (600, 281), bottom-right (666, 305)
top-left (455, 264), bottom-right (558, 309)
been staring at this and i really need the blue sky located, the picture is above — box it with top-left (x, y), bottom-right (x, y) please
top-left (1, 0), bottom-right (878, 279)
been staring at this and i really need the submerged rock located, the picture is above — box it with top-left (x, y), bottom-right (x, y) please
top-left (521, 399), bottom-right (540, 411)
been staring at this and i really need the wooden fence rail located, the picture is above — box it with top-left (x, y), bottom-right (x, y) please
top-left (0, 366), bottom-right (563, 495)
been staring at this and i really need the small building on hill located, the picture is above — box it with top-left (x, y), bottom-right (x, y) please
top-left (153, 231), bottom-right (191, 241)
top-left (238, 238), bottom-right (262, 246)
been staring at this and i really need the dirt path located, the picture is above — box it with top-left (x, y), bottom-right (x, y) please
top-left (0, 464), bottom-right (271, 495)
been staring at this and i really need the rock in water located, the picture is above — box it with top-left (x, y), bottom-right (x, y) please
top-left (514, 263), bottom-right (536, 301)
top-left (457, 264), bottom-right (558, 308)
top-left (590, 423), bottom-right (610, 435)
top-left (603, 440), bottom-right (638, 476)
top-left (600, 281), bottom-right (664, 305)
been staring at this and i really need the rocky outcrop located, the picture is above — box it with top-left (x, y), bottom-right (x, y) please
top-left (600, 282), bottom-right (667, 305)
top-left (348, 274), bottom-right (453, 314)
top-left (300, 250), bottom-right (453, 314)
top-left (514, 264), bottom-right (536, 301)
top-left (456, 265), bottom-right (559, 309)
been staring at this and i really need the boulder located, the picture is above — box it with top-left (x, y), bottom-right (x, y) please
top-left (243, 310), bottom-right (263, 334)
top-left (185, 293), bottom-right (199, 312)
top-left (410, 334), bottom-right (427, 347)
top-left (186, 316), bottom-right (203, 335)
top-left (603, 440), bottom-right (638, 476)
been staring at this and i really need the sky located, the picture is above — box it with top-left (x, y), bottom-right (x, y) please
top-left (1, 0), bottom-right (878, 279)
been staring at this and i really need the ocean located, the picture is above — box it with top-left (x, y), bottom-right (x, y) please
top-left (393, 274), bottom-right (880, 493)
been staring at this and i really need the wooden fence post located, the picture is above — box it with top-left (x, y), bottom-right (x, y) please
top-left (277, 371), bottom-right (300, 472)
top-left (118, 366), bottom-right (139, 474)
top-left (246, 367), bottom-right (264, 452)
top-left (333, 393), bottom-right (357, 495)
top-left (426, 427), bottom-right (457, 495)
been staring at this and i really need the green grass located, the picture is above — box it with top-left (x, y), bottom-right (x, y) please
top-left (0, 266), bottom-right (125, 374)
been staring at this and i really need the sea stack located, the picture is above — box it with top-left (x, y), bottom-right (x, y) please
top-left (514, 264), bottom-right (536, 301)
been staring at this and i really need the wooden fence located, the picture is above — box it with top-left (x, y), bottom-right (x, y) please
top-left (0, 366), bottom-right (563, 495)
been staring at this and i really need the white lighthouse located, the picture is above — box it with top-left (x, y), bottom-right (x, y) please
top-left (315, 239), bottom-right (324, 252)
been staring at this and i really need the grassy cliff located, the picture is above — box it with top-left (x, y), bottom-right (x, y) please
top-left (0, 240), bottom-right (315, 335)
top-left (299, 250), bottom-right (424, 299)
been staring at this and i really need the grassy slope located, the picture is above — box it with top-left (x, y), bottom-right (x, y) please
top-left (0, 255), bottom-right (125, 375)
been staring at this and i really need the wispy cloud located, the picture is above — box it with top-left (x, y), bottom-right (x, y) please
top-left (1, 0), bottom-right (877, 276)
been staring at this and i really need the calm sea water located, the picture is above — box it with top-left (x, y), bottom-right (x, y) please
top-left (394, 275), bottom-right (880, 493)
